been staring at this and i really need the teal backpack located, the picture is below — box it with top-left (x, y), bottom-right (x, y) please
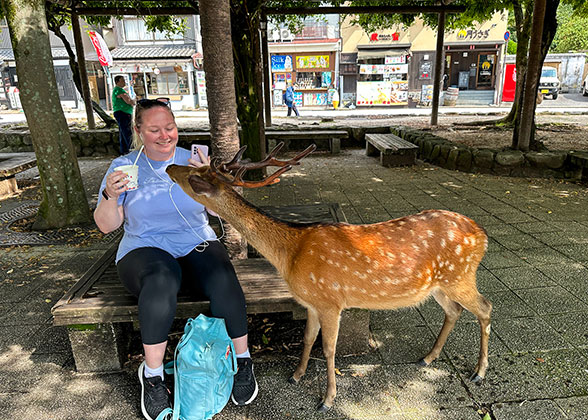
top-left (156, 314), bottom-right (237, 420)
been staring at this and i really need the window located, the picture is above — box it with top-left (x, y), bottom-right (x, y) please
top-left (541, 67), bottom-right (557, 78)
top-left (123, 19), bottom-right (183, 42)
top-left (146, 71), bottom-right (189, 95)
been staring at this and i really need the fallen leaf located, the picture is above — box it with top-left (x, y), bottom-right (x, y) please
top-left (335, 368), bottom-right (344, 376)
top-left (7, 269), bottom-right (13, 274)
top-left (482, 413), bottom-right (491, 420)
top-left (536, 357), bottom-right (545, 363)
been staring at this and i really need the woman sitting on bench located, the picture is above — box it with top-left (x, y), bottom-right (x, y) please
top-left (93, 98), bottom-right (258, 420)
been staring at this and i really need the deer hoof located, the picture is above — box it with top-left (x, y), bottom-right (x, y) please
top-left (417, 358), bottom-right (429, 367)
top-left (316, 401), bottom-right (331, 412)
top-left (288, 376), bottom-right (299, 385)
top-left (469, 373), bottom-right (484, 384)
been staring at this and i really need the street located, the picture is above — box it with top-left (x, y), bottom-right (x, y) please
top-left (0, 92), bottom-right (586, 126)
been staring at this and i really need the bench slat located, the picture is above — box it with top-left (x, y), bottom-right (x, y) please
top-left (365, 133), bottom-right (418, 153)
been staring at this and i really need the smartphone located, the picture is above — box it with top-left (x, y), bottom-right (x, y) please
top-left (191, 144), bottom-right (209, 163)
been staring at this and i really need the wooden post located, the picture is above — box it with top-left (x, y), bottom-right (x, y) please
top-left (71, 13), bottom-right (95, 129)
top-left (261, 13), bottom-right (272, 127)
top-left (430, 11), bottom-right (445, 126)
top-left (517, 0), bottom-right (546, 151)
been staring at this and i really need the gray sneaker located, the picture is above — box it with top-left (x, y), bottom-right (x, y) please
top-left (138, 362), bottom-right (172, 420)
top-left (231, 357), bottom-right (258, 406)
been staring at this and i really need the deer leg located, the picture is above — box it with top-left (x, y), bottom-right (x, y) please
top-left (419, 288), bottom-right (463, 367)
top-left (289, 307), bottom-right (321, 384)
top-left (316, 309), bottom-right (342, 412)
top-left (457, 292), bottom-right (492, 383)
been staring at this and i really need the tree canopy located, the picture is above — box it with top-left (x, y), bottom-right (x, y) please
top-left (550, 3), bottom-right (588, 52)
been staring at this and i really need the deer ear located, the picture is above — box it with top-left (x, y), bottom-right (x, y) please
top-left (188, 174), bottom-right (217, 197)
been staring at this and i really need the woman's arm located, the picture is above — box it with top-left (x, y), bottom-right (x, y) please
top-left (94, 170), bottom-right (128, 233)
top-left (94, 196), bottom-right (125, 233)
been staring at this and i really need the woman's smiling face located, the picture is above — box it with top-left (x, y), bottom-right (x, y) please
top-left (135, 107), bottom-right (178, 161)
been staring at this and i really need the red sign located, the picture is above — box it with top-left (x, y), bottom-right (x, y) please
top-left (88, 31), bottom-right (112, 67)
top-left (502, 64), bottom-right (516, 102)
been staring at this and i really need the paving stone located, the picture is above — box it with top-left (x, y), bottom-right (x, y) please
top-left (493, 399), bottom-right (567, 420)
top-left (553, 395), bottom-right (588, 418)
top-left (374, 325), bottom-right (438, 365)
top-left (476, 268), bottom-right (510, 293)
top-left (491, 317), bottom-right (568, 353)
top-left (403, 406), bottom-right (481, 420)
top-left (543, 312), bottom-right (588, 349)
top-left (511, 221), bottom-right (561, 234)
top-left (481, 250), bottom-right (529, 270)
top-left (455, 350), bottom-right (588, 403)
top-left (492, 233), bottom-right (546, 251)
top-left (514, 286), bottom-right (588, 316)
top-left (370, 307), bottom-right (425, 330)
top-left (487, 266), bottom-right (557, 290)
top-left (513, 248), bottom-right (576, 266)
top-left (482, 290), bottom-right (537, 319)
top-left (552, 243), bottom-right (588, 263)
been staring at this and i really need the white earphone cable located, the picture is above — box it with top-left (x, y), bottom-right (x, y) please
top-left (142, 146), bottom-right (224, 252)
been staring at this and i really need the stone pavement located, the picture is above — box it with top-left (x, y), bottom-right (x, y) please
top-left (1, 148), bottom-right (588, 419)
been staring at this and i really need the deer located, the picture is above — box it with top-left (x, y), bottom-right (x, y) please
top-left (166, 143), bottom-right (492, 412)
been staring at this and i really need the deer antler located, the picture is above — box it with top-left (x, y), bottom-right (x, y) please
top-left (210, 142), bottom-right (316, 188)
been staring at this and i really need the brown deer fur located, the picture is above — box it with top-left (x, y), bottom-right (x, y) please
top-left (166, 161), bottom-right (492, 411)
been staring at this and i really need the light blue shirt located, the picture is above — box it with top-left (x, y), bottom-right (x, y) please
top-left (98, 147), bottom-right (217, 263)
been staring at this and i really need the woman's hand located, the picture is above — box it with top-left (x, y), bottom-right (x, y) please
top-left (103, 170), bottom-right (129, 200)
top-left (188, 148), bottom-right (211, 168)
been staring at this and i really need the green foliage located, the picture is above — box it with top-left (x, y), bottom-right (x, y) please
top-left (339, 0), bottom-right (513, 32)
top-left (550, 3), bottom-right (588, 52)
top-left (507, 39), bottom-right (517, 54)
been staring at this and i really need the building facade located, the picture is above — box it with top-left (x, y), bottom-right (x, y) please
top-left (341, 11), bottom-right (509, 106)
top-left (107, 16), bottom-right (203, 111)
top-left (268, 16), bottom-right (341, 108)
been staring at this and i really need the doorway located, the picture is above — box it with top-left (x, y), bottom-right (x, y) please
top-left (476, 53), bottom-right (496, 89)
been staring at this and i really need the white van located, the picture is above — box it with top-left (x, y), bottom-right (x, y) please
top-left (538, 67), bottom-right (560, 100)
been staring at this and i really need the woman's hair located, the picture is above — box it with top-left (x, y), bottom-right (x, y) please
top-left (131, 99), bottom-right (175, 150)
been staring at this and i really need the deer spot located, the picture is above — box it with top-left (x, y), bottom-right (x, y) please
top-left (447, 230), bottom-right (456, 242)
top-left (440, 239), bottom-right (446, 248)
top-left (331, 282), bottom-right (341, 291)
top-left (309, 273), bottom-right (317, 284)
top-left (455, 245), bottom-right (463, 255)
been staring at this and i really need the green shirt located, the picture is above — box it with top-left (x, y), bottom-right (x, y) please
top-left (112, 86), bottom-right (134, 114)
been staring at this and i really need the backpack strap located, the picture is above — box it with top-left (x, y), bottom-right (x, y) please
top-left (155, 408), bottom-right (173, 420)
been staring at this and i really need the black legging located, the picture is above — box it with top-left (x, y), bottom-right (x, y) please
top-left (117, 242), bottom-right (247, 345)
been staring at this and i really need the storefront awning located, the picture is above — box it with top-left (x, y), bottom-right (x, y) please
top-left (357, 43), bottom-right (411, 60)
top-left (111, 45), bottom-right (196, 60)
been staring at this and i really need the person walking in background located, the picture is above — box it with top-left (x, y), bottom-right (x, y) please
top-left (283, 82), bottom-right (300, 117)
top-left (112, 75), bottom-right (136, 155)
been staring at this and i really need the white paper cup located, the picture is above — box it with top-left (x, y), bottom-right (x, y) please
top-left (115, 164), bottom-right (139, 191)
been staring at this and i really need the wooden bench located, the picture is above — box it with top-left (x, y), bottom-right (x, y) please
top-left (179, 129), bottom-right (349, 154)
top-left (52, 203), bottom-right (370, 372)
top-left (365, 133), bottom-right (418, 167)
top-left (0, 152), bottom-right (37, 198)
top-left (266, 130), bottom-right (349, 154)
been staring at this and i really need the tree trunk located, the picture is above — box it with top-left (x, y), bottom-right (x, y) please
top-left (231, 0), bottom-right (266, 179)
top-left (516, 0), bottom-right (559, 151)
top-left (199, 0), bottom-right (246, 259)
top-left (49, 24), bottom-right (116, 128)
top-left (2, 0), bottom-right (91, 229)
